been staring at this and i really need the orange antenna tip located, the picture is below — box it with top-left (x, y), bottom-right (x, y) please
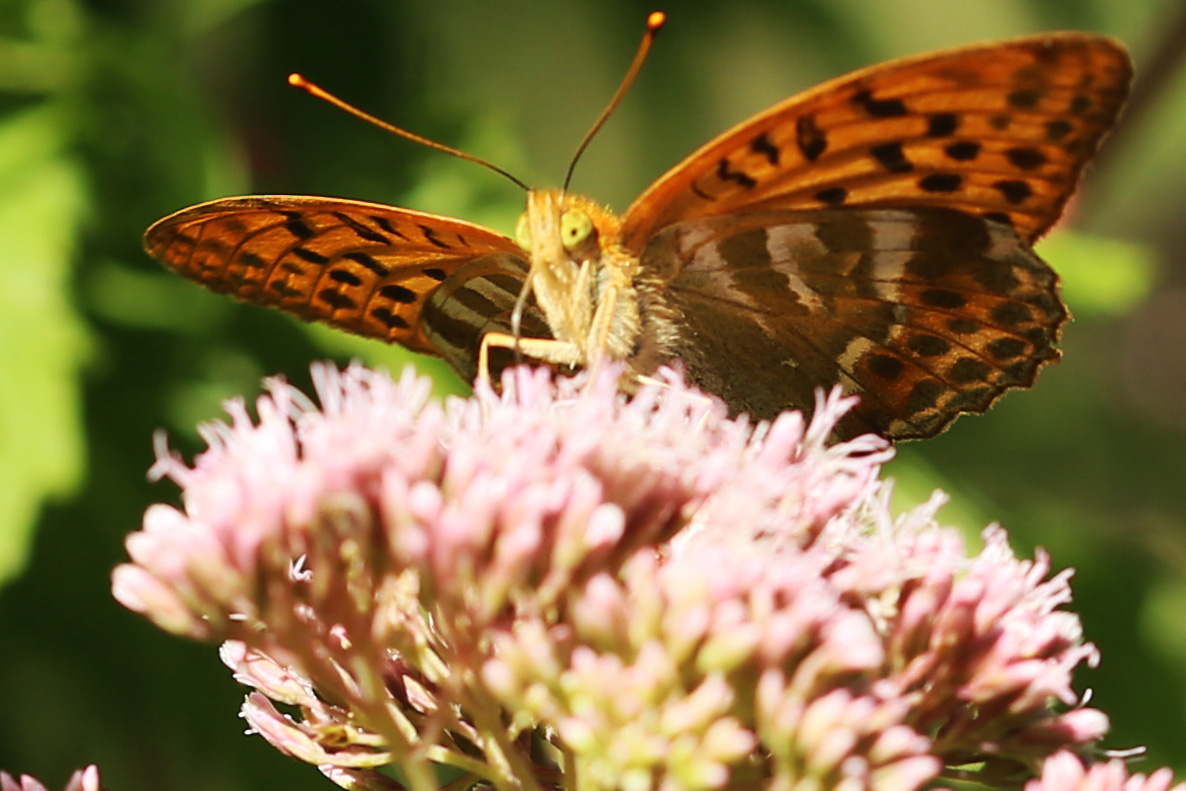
top-left (287, 73), bottom-right (304, 87)
top-left (562, 10), bottom-right (666, 191)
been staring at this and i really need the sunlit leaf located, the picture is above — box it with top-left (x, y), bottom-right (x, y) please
top-left (1039, 230), bottom-right (1156, 317)
top-left (0, 105), bottom-right (89, 585)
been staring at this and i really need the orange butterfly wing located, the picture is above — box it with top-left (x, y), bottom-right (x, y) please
top-left (145, 196), bottom-right (544, 378)
top-left (620, 32), bottom-right (1131, 252)
top-left (618, 33), bottom-right (1130, 438)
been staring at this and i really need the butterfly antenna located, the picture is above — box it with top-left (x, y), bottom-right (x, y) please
top-left (289, 73), bottom-right (530, 192)
top-left (562, 11), bottom-right (666, 193)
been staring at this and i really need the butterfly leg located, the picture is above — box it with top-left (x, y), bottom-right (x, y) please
top-left (587, 283), bottom-right (619, 364)
top-left (584, 276), bottom-right (646, 382)
top-left (477, 331), bottom-right (584, 385)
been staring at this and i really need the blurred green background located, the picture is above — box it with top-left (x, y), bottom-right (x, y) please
top-left (1, 0), bottom-right (1184, 788)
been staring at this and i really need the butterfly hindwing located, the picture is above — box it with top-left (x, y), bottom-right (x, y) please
top-left (144, 196), bottom-right (532, 359)
top-left (620, 33), bottom-right (1130, 252)
top-left (420, 254), bottom-right (554, 382)
top-left (640, 207), bottom-right (1064, 439)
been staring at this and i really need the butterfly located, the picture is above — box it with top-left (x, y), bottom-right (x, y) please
top-left (144, 24), bottom-right (1130, 440)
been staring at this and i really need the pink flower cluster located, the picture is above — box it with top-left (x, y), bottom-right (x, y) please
top-left (1, 767), bottom-right (104, 791)
top-left (107, 364), bottom-right (1167, 791)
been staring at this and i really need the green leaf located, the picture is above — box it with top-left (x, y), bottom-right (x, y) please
top-left (0, 105), bottom-right (89, 585)
top-left (1038, 230), bottom-right (1156, 317)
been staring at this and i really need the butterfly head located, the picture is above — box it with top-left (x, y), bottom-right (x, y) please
top-left (514, 190), bottom-right (616, 261)
top-left (509, 189), bottom-right (625, 347)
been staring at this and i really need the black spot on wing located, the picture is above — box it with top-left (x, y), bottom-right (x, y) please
top-left (920, 289), bottom-right (966, 309)
top-left (1045, 119), bottom-right (1072, 140)
top-left (329, 269), bottom-right (362, 287)
top-left (908, 334), bottom-right (951, 357)
top-left (944, 141), bottom-right (980, 161)
top-left (949, 357), bottom-right (991, 383)
top-left (369, 214), bottom-right (409, 239)
top-left (907, 379), bottom-right (944, 411)
top-left (972, 261), bottom-right (1020, 294)
top-left (371, 307), bottom-right (410, 330)
top-left (1007, 89), bottom-right (1041, 109)
top-left (419, 224), bottom-right (451, 249)
top-left (994, 180), bottom-right (1033, 205)
top-left (988, 337), bottom-right (1027, 359)
top-left (380, 284), bottom-right (417, 304)
top-left (948, 318), bottom-right (979, 334)
top-left (344, 251), bottom-right (389, 276)
top-left (852, 89), bottom-right (908, 117)
top-left (1005, 147), bottom-right (1047, 170)
top-left (716, 158), bottom-right (758, 189)
top-left (926, 113), bottom-right (958, 137)
top-left (795, 115), bottom-right (827, 161)
top-left (918, 173), bottom-right (962, 193)
top-left (238, 252), bottom-right (268, 269)
top-left (197, 237), bottom-right (229, 256)
top-left (282, 213), bottom-right (315, 240)
top-left (992, 302), bottom-right (1031, 326)
top-left (269, 281), bottom-right (302, 299)
top-left (868, 353), bottom-right (905, 380)
top-left (870, 142), bottom-right (912, 173)
top-left (750, 132), bottom-right (780, 164)
top-left (334, 212), bottom-right (389, 244)
top-left (815, 186), bottom-right (848, 206)
top-left (293, 247), bottom-right (329, 265)
top-left (317, 289), bottom-right (357, 311)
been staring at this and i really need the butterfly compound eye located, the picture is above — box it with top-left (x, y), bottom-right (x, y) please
top-left (514, 212), bottom-right (532, 250)
top-left (560, 208), bottom-right (594, 251)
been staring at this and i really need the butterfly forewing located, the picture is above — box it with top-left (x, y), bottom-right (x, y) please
top-left (620, 33), bottom-right (1130, 251)
top-left (145, 196), bottom-right (530, 358)
top-left (642, 207), bottom-right (1064, 439)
